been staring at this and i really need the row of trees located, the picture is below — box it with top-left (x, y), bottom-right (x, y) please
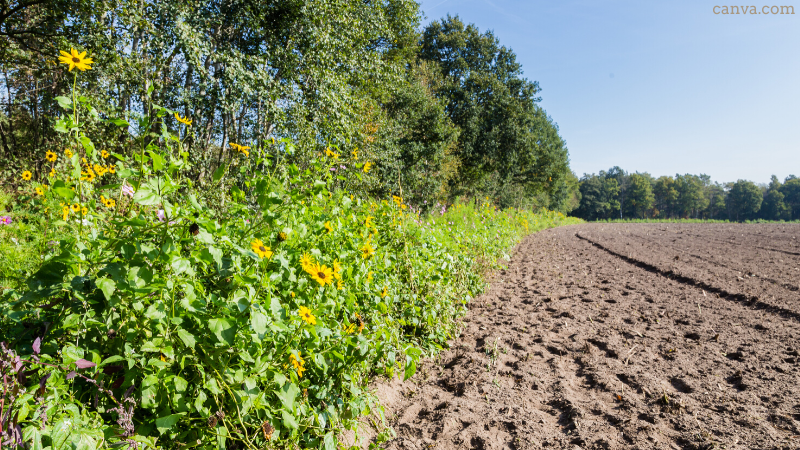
top-left (0, 1), bottom-right (572, 211)
top-left (573, 167), bottom-right (800, 221)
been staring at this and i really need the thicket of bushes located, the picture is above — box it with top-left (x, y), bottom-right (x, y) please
top-left (0, 71), bottom-right (579, 448)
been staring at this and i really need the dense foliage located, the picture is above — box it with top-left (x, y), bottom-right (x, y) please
top-left (1, 2), bottom-right (573, 212)
top-left (573, 167), bottom-right (800, 222)
top-left (0, 4), bottom-right (582, 446)
top-left (419, 16), bottom-right (572, 210)
top-left (0, 50), bottom-right (581, 447)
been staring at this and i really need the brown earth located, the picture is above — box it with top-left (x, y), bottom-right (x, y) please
top-left (348, 223), bottom-right (800, 450)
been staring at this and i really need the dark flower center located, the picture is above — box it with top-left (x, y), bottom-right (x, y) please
top-left (318, 272), bottom-right (326, 279)
top-left (72, 57), bottom-right (80, 63)
top-left (259, 246), bottom-right (266, 252)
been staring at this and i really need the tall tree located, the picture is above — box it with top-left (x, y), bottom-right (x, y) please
top-left (573, 174), bottom-right (620, 220)
top-left (781, 177), bottom-right (800, 220)
top-left (674, 174), bottom-right (708, 218)
top-left (419, 15), bottom-right (570, 208)
top-left (760, 175), bottom-right (789, 220)
top-left (703, 184), bottom-right (727, 219)
top-left (652, 176), bottom-right (678, 218)
top-left (623, 173), bottom-right (655, 218)
top-left (726, 179), bottom-right (762, 221)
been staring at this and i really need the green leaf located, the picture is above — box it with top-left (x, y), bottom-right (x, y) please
top-left (403, 359), bottom-right (417, 381)
top-left (194, 390), bottom-right (207, 413)
top-left (208, 318), bottom-right (237, 346)
top-left (276, 382), bottom-right (299, 411)
top-left (79, 135), bottom-right (96, 158)
top-left (282, 410), bottom-right (299, 429)
top-left (99, 355), bottom-right (125, 367)
top-left (133, 185), bottom-right (161, 206)
top-left (212, 164), bottom-right (226, 183)
top-left (176, 328), bottom-right (196, 349)
top-left (170, 257), bottom-right (193, 276)
top-left (149, 151), bottom-right (165, 171)
top-left (324, 432), bottom-right (336, 450)
top-left (22, 426), bottom-right (43, 450)
top-left (50, 419), bottom-right (71, 449)
top-left (201, 246), bottom-right (223, 269)
top-left (251, 311), bottom-right (268, 336)
top-left (108, 118), bottom-right (129, 127)
top-left (52, 179), bottom-right (76, 200)
top-left (96, 278), bottom-right (116, 301)
top-left (155, 413), bottom-right (184, 434)
top-left (55, 96), bottom-right (73, 110)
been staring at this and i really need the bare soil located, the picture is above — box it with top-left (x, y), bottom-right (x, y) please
top-left (353, 223), bottom-right (800, 450)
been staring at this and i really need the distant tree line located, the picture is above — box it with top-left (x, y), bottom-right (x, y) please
top-left (572, 167), bottom-right (800, 222)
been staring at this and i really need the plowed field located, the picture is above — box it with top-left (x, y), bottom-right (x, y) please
top-left (355, 223), bottom-right (800, 450)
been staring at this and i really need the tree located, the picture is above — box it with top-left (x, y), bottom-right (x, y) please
top-left (419, 15), bottom-right (570, 206)
top-left (760, 175), bottom-right (789, 220)
top-left (0, 0), bottom-right (422, 181)
top-left (368, 61), bottom-right (460, 209)
top-left (623, 173), bottom-right (654, 218)
top-left (703, 184), bottom-right (727, 219)
top-left (652, 176), bottom-right (678, 218)
top-left (726, 180), bottom-right (762, 221)
top-left (781, 177), bottom-right (800, 220)
top-left (674, 174), bottom-right (708, 218)
top-left (574, 174), bottom-right (620, 220)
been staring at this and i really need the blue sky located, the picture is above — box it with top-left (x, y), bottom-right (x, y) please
top-left (417, 0), bottom-right (800, 184)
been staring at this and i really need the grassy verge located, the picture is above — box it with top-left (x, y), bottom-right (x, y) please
top-left (1, 172), bottom-right (578, 449)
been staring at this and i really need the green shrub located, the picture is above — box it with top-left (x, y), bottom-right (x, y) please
top-left (0, 57), bottom-right (578, 450)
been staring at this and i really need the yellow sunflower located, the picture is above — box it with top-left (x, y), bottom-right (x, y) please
top-left (309, 263), bottom-right (334, 286)
top-left (81, 169), bottom-right (95, 182)
top-left (298, 306), bottom-right (316, 325)
top-left (100, 150), bottom-right (109, 158)
top-left (325, 147), bottom-right (340, 159)
top-left (290, 352), bottom-right (306, 378)
top-left (360, 242), bottom-right (375, 259)
top-left (277, 231), bottom-right (288, 241)
top-left (356, 313), bottom-right (365, 333)
top-left (34, 187), bottom-right (44, 196)
top-left (363, 161), bottom-right (372, 173)
top-left (61, 206), bottom-right (70, 221)
top-left (71, 203), bottom-right (80, 213)
top-left (380, 286), bottom-right (388, 298)
top-left (324, 221), bottom-right (333, 233)
top-left (64, 149), bottom-right (73, 158)
top-left (174, 113), bottom-right (192, 126)
top-left (333, 260), bottom-right (342, 280)
top-left (49, 168), bottom-right (56, 178)
top-left (300, 253), bottom-right (314, 272)
top-left (45, 151), bottom-right (57, 162)
top-left (251, 239), bottom-right (273, 259)
top-left (105, 198), bottom-right (115, 208)
top-left (80, 206), bottom-right (88, 216)
top-left (58, 48), bottom-right (93, 72)
top-left (21, 171), bottom-right (32, 181)
top-left (351, 150), bottom-right (358, 159)
top-left (364, 216), bottom-right (373, 227)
